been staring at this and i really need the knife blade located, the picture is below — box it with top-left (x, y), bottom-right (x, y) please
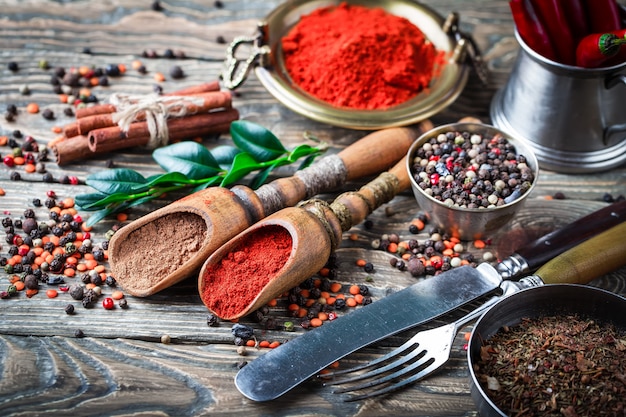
top-left (235, 202), bottom-right (626, 402)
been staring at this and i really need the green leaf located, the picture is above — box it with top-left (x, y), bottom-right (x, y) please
top-left (85, 207), bottom-right (117, 227)
top-left (230, 120), bottom-right (287, 162)
top-left (153, 142), bottom-right (222, 179)
top-left (298, 153), bottom-right (319, 170)
top-left (75, 192), bottom-right (110, 210)
top-left (211, 145), bottom-right (242, 168)
top-left (288, 144), bottom-right (320, 162)
top-left (86, 168), bottom-right (148, 195)
top-left (144, 172), bottom-right (193, 188)
top-left (220, 152), bottom-right (262, 186)
top-left (249, 164), bottom-right (277, 189)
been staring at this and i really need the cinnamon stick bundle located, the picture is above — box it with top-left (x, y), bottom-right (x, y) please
top-left (73, 81), bottom-right (221, 119)
top-left (88, 108), bottom-right (240, 153)
top-left (76, 91), bottom-right (233, 136)
top-left (52, 80), bottom-right (240, 165)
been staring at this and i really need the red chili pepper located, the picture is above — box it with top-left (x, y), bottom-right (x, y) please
top-left (604, 29), bottom-right (626, 67)
top-left (575, 32), bottom-right (626, 68)
top-left (530, 0), bottom-right (576, 65)
top-left (509, 0), bottom-right (557, 61)
top-left (583, 0), bottom-right (621, 33)
top-left (560, 0), bottom-right (590, 43)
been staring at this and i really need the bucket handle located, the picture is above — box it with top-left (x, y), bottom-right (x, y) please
top-left (221, 23), bottom-right (271, 90)
top-left (603, 74), bottom-right (626, 146)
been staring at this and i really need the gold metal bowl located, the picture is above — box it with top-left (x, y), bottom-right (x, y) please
top-left (222, 0), bottom-right (482, 129)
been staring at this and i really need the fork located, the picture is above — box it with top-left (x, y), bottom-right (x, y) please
top-left (323, 294), bottom-right (503, 401)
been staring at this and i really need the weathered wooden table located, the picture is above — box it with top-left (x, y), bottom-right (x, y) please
top-left (1, 1), bottom-right (625, 416)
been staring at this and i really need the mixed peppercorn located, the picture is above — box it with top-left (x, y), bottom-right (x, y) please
top-left (0, 190), bottom-right (126, 314)
top-left (409, 130), bottom-right (534, 209)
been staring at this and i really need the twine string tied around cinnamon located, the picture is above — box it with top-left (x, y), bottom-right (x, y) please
top-left (109, 93), bottom-right (206, 149)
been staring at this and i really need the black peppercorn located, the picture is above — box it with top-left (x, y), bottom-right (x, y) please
top-left (231, 323), bottom-right (254, 340)
top-left (69, 284), bottom-right (84, 300)
top-left (65, 304), bottom-right (75, 315)
top-left (42, 109), bottom-right (55, 120)
top-left (169, 65), bottom-right (184, 79)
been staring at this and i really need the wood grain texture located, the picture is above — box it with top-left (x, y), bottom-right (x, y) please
top-left (0, 1), bottom-right (625, 416)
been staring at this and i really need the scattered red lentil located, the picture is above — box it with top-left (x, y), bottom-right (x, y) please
top-left (349, 285), bottom-right (361, 295)
top-left (473, 239), bottom-right (486, 249)
top-left (46, 289), bottom-right (58, 298)
top-left (26, 103), bottom-right (39, 113)
top-left (310, 318), bottom-right (323, 327)
top-left (111, 290), bottom-right (125, 300)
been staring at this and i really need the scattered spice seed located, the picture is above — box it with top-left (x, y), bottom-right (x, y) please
top-left (310, 318), bottom-right (323, 327)
top-left (26, 103), bottom-right (39, 114)
top-left (102, 297), bottom-right (115, 310)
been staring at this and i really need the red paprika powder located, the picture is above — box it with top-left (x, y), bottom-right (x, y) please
top-left (201, 225), bottom-right (292, 319)
top-left (281, 2), bottom-right (445, 110)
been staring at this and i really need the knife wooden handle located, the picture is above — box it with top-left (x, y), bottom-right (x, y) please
top-left (517, 200), bottom-right (626, 271)
top-left (339, 120), bottom-right (432, 180)
top-left (537, 221), bottom-right (626, 284)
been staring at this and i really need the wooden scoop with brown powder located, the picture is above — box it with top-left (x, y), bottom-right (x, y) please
top-left (108, 122), bottom-right (433, 297)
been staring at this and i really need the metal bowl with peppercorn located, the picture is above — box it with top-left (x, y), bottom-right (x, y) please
top-left (406, 121), bottom-right (538, 240)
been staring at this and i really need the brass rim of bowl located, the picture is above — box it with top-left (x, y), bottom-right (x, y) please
top-left (406, 122), bottom-right (539, 212)
top-left (254, 0), bottom-right (471, 130)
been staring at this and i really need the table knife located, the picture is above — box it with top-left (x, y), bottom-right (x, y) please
top-left (235, 202), bottom-right (626, 402)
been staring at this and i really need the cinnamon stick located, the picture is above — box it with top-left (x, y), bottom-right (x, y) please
top-left (74, 104), bottom-right (117, 119)
top-left (76, 91), bottom-right (233, 136)
top-left (63, 122), bottom-right (80, 138)
top-left (74, 80), bottom-right (222, 119)
top-left (52, 135), bottom-right (92, 166)
top-left (88, 108), bottom-right (240, 153)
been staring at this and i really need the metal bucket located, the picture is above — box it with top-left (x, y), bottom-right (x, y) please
top-left (490, 31), bottom-right (626, 173)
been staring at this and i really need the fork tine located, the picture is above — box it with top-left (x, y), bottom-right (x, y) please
top-left (342, 357), bottom-right (444, 401)
top-left (322, 334), bottom-right (420, 379)
top-left (331, 351), bottom-right (433, 394)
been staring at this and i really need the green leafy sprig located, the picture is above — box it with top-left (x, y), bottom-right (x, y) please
top-left (75, 120), bottom-right (328, 226)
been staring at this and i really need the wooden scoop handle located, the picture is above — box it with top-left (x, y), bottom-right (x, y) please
top-left (252, 122), bottom-right (432, 215)
top-left (338, 121), bottom-right (431, 180)
top-left (537, 221), bottom-right (626, 284)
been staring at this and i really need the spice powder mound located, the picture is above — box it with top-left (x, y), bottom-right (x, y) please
top-left (281, 2), bottom-right (446, 110)
top-left (474, 314), bottom-right (626, 417)
top-left (201, 225), bottom-right (292, 319)
top-left (112, 213), bottom-right (207, 291)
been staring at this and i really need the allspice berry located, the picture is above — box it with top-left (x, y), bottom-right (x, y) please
top-left (24, 274), bottom-right (39, 290)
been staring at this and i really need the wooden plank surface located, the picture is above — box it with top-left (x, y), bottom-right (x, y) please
top-left (1, 1), bottom-right (625, 416)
